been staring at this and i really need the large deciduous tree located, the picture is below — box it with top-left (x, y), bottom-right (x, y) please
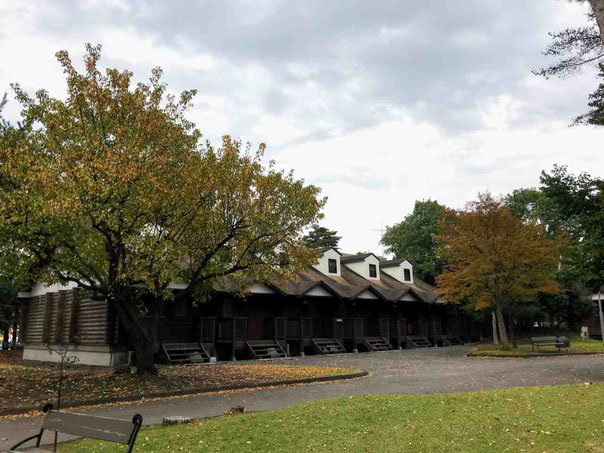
top-left (381, 200), bottom-right (445, 284)
top-left (0, 45), bottom-right (325, 375)
top-left (436, 194), bottom-right (560, 349)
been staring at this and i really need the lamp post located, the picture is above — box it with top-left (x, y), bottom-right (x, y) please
top-left (599, 292), bottom-right (604, 346)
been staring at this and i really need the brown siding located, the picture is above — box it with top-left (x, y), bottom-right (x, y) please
top-left (22, 289), bottom-right (111, 346)
top-left (76, 297), bottom-right (109, 345)
top-left (45, 292), bottom-right (59, 343)
top-left (23, 296), bottom-right (45, 343)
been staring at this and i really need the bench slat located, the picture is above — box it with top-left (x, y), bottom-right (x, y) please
top-left (42, 411), bottom-right (134, 444)
top-left (531, 336), bottom-right (558, 342)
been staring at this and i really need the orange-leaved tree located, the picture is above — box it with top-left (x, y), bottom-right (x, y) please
top-left (436, 193), bottom-right (560, 349)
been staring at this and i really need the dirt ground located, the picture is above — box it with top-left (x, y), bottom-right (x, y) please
top-left (0, 349), bottom-right (356, 415)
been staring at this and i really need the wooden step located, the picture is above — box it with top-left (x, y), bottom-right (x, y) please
top-left (247, 340), bottom-right (286, 359)
top-left (312, 338), bottom-right (346, 354)
top-left (406, 335), bottom-right (432, 348)
top-left (162, 342), bottom-right (210, 364)
top-left (442, 335), bottom-right (464, 345)
top-left (364, 336), bottom-right (393, 351)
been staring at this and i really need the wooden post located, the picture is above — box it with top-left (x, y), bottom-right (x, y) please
top-left (231, 319), bottom-right (236, 361)
top-left (42, 293), bottom-right (53, 345)
top-left (68, 290), bottom-right (80, 344)
top-left (54, 291), bottom-right (66, 345)
top-left (352, 319), bottom-right (358, 353)
top-left (19, 298), bottom-right (28, 345)
top-left (395, 319), bottom-right (402, 349)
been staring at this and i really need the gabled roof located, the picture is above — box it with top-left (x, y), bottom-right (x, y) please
top-left (348, 285), bottom-right (387, 300)
top-left (379, 258), bottom-right (410, 268)
top-left (317, 246), bottom-right (342, 255)
top-left (294, 280), bottom-right (343, 298)
top-left (211, 251), bottom-right (441, 304)
top-left (340, 252), bottom-right (379, 263)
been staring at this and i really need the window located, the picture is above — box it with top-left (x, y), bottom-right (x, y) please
top-left (404, 268), bottom-right (411, 282)
top-left (369, 264), bottom-right (377, 278)
top-left (328, 258), bottom-right (338, 274)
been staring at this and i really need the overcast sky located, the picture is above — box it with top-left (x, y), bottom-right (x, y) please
top-left (1, 0), bottom-right (603, 254)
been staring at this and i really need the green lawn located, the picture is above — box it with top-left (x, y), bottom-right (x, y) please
top-left (62, 383), bottom-right (604, 452)
top-left (471, 333), bottom-right (604, 357)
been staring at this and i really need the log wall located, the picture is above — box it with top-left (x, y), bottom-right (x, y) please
top-left (22, 289), bottom-right (118, 347)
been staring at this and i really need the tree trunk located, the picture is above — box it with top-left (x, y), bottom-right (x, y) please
top-left (110, 293), bottom-right (160, 376)
top-left (1, 326), bottom-right (8, 350)
top-left (495, 305), bottom-right (510, 350)
top-left (11, 312), bottom-right (18, 348)
top-left (135, 338), bottom-right (157, 376)
top-left (491, 311), bottom-right (499, 346)
top-left (507, 313), bottom-right (517, 349)
top-left (588, 0), bottom-right (604, 42)
top-left (134, 313), bottom-right (160, 376)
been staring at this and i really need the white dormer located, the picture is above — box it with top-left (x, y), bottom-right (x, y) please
top-left (341, 253), bottom-right (381, 281)
top-left (381, 259), bottom-right (414, 284)
top-left (313, 247), bottom-right (342, 277)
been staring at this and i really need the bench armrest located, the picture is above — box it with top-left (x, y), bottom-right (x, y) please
top-left (10, 403), bottom-right (53, 451)
top-left (9, 433), bottom-right (42, 451)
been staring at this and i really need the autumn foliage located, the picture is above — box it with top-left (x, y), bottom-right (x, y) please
top-left (0, 45), bottom-right (325, 374)
top-left (436, 194), bottom-right (560, 349)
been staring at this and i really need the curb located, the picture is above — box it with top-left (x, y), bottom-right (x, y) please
top-left (1, 371), bottom-right (368, 417)
top-left (467, 350), bottom-right (604, 359)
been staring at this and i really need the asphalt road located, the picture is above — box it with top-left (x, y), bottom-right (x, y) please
top-left (2, 346), bottom-right (604, 450)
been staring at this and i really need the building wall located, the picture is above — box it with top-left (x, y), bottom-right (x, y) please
top-left (23, 344), bottom-right (128, 367)
top-left (21, 287), bottom-right (121, 366)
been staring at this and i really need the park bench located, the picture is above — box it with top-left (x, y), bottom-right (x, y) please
top-left (530, 336), bottom-right (571, 352)
top-left (9, 403), bottom-right (143, 452)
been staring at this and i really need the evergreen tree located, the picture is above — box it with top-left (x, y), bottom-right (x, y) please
top-left (303, 226), bottom-right (341, 249)
top-left (574, 63), bottom-right (604, 126)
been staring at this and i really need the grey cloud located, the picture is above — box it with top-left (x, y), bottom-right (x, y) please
top-left (19, 0), bottom-right (596, 140)
top-left (311, 170), bottom-right (391, 191)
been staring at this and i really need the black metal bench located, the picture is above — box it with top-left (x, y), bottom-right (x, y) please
top-left (531, 336), bottom-right (571, 352)
top-left (9, 403), bottom-right (143, 452)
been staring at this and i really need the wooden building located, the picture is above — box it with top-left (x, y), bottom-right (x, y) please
top-left (19, 248), bottom-right (476, 366)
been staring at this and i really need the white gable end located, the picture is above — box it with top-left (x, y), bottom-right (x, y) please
top-left (344, 254), bottom-right (380, 280)
top-left (304, 286), bottom-right (333, 297)
top-left (251, 283), bottom-right (276, 294)
top-left (382, 260), bottom-right (414, 284)
top-left (356, 289), bottom-right (379, 299)
top-left (313, 248), bottom-right (341, 277)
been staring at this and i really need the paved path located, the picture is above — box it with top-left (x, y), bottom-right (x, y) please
top-left (2, 346), bottom-right (604, 449)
